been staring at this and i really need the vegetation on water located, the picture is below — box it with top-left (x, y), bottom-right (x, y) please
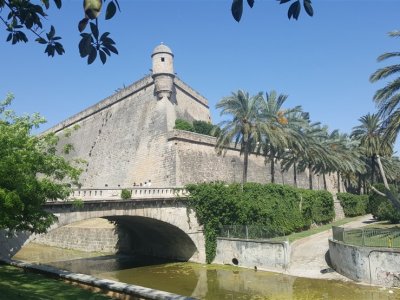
top-left (187, 182), bottom-right (335, 263)
top-left (0, 264), bottom-right (111, 300)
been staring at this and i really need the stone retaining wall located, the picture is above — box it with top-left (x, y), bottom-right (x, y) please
top-left (329, 238), bottom-right (400, 287)
top-left (213, 237), bottom-right (290, 271)
top-left (33, 220), bottom-right (131, 253)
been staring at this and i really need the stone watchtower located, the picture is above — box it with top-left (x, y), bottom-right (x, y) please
top-left (152, 43), bottom-right (175, 100)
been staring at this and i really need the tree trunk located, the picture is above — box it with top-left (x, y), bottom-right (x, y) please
top-left (374, 155), bottom-right (400, 212)
top-left (337, 172), bottom-right (341, 193)
top-left (270, 150), bottom-right (275, 183)
top-left (308, 163), bottom-right (313, 190)
top-left (371, 155), bottom-right (376, 184)
top-left (323, 173), bottom-right (327, 190)
top-left (357, 173), bottom-right (362, 195)
top-left (293, 161), bottom-right (298, 188)
top-left (242, 142), bottom-right (249, 188)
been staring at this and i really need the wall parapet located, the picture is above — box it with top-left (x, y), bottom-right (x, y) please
top-left (63, 187), bottom-right (187, 202)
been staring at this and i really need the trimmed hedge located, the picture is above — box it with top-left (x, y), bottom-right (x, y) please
top-left (337, 192), bottom-right (369, 217)
top-left (368, 184), bottom-right (400, 223)
top-left (186, 182), bottom-right (335, 263)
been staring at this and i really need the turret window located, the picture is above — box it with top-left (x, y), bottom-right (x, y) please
top-left (161, 57), bottom-right (165, 62)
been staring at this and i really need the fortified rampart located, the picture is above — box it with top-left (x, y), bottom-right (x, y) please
top-left (43, 43), bottom-right (343, 193)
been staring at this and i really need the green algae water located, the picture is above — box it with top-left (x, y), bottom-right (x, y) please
top-left (14, 243), bottom-right (400, 300)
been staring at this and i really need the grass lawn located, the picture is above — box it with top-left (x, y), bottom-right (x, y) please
top-left (0, 263), bottom-right (112, 300)
top-left (285, 216), bottom-right (365, 243)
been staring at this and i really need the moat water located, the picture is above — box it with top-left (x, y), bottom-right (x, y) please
top-left (13, 243), bottom-right (400, 300)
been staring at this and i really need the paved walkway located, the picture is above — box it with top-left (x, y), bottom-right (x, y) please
top-left (286, 214), bottom-right (376, 280)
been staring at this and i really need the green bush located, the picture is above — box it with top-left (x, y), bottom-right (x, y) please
top-left (187, 182), bottom-right (335, 263)
top-left (174, 119), bottom-right (194, 132)
top-left (337, 192), bottom-right (369, 217)
top-left (120, 189), bottom-right (132, 200)
top-left (369, 184), bottom-right (400, 223)
top-left (298, 189), bottom-right (335, 224)
top-left (193, 120), bottom-right (214, 135)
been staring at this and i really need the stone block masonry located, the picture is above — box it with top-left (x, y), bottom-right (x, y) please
top-left (33, 218), bottom-right (131, 253)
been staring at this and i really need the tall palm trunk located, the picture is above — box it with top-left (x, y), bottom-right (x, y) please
top-left (357, 173), bottom-right (362, 195)
top-left (293, 160), bottom-right (298, 187)
top-left (308, 163), bottom-right (313, 190)
top-left (337, 172), bottom-right (341, 193)
top-left (323, 173), bottom-right (327, 190)
top-left (242, 141), bottom-right (249, 187)
top-left (270, 150), bottom-right (275, 183)
top-left (371, 155), bottom-right (376, 184)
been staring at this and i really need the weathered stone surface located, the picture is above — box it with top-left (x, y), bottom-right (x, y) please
top-left (329, 238), bottom-right (400, 287)
top-left (214, 237), bottom-right (290, 272)
top-left (0, 199), bottom-right (205, 263)
top-left (42, 43), bottom-right (341, 195)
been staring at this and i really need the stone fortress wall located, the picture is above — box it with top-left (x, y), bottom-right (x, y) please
top-left (45, 43), bottom-right (342, 193)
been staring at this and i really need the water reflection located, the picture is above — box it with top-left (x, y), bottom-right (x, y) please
top-left (14, 243), bottom-right (400, 300)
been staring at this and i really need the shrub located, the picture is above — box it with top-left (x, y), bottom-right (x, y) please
top-left (337, 192), bottom-right (369, 217)
top-left (298, 189), bottom-right (335, 224)
top-left (174, 119), bottom-right (194, 132)
top-left (193, 120), bottom-right (214, 135)
top-left (369, 184), bottom-right (400, 223)
top-left (186, 182), bottom-right (335, 263)
top-left (121, 189), bottom-right (132, 200)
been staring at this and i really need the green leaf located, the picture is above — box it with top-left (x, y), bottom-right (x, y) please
top-left (105, 1), bottom-right (117, 20)
top-left (79, 35), bottom-right (92, 57)
top-left (231, 0), bottom-right (243, 22)
top-left (288, 0), bottom-right (300, 20)
top-left (100, 32), bottom-right (110, 41)
top-left (47, 25), bottom-right (55, 40)
top-left (87, 46), bottom-right (97, 64)
top-left (90, 22), bottom-right (99, 40)
top-left (280, 0), bottom-right (291, 3)
top-left (247, 0), bottom-right (254, 8)
top-left (78, 18), bottom-right (89, 32)
top-left (35, 37), bottom-right (47, 44)
top-left (303, 0), bottom-right (313, 17)
top-left (6, 33), bottom-right (12, 42)
top-left (99, 49), bottom-right (107, 64)
top-left (42, 0), bottom-right (50, 9)
top-left (54, 42), bottom-right (65, 55)
top-left (101, 46), bottom-right (111, 56)
top-left (53, 0), bottom-right (62, 9)
top-left (105, 44), bottom-right (118, 55)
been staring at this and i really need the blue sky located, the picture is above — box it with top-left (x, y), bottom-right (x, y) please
top-left (1, 0), bottom-right (399, 150)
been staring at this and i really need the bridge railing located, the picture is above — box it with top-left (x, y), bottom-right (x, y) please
top-left (65, 187), bottom-right (188, 201)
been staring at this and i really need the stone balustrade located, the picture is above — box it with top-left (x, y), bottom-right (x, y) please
top-left (66, 187), bottom-right (188, 201)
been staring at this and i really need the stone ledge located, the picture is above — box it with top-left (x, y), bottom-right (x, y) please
top-left (2, 258), bottom-right (197, 300)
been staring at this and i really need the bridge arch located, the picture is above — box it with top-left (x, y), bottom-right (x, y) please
top-left (0, 199), bottom-right (205, 263)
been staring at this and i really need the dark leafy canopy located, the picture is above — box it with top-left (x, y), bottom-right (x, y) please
top-left (232, 0), bottom-right (314, 22)
top-left (0, 0), bottom-right (120, 64)
top-left (0, 94), bottom-right (82, 233)
top-left (1, 0), bottom-right (313, 64)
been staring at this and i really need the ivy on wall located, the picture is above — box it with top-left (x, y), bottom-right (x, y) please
top-left (186, 182), bottom-right (335, 263)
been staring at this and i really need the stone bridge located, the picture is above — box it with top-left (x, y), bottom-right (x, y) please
top-left (0, 189), bottom-right (205, 263)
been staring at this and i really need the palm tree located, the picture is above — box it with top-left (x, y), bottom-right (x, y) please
top-left (260, 91), bottom-right (304, 183)
top-left (278, 111), bottom-right (309, 187)
top-left (351, 113), bottom-right (393, 184)
top-left (215, 90), bottom-right (264, 185)
top-left (370, 31), bottom-right (400, 143)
